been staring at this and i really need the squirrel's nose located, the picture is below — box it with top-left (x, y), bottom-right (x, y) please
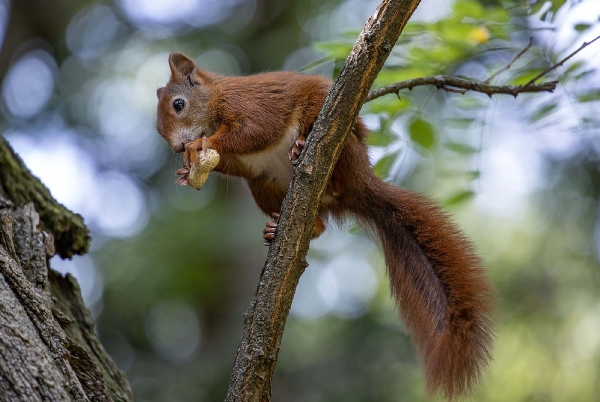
top-left (172, 143), bottom-right (185, 153)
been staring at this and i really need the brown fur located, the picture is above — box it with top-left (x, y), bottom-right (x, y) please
top-left (157, 53), bottom-right (494, 400)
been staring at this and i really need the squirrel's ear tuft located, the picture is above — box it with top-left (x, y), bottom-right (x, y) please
top-left (169, 53), bottom-right (197, 78)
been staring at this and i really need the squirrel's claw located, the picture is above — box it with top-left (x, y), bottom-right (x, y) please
top-left (288, 137), bottom-right (306, 161)
top-left (263, 214), bottom-right (279, 246)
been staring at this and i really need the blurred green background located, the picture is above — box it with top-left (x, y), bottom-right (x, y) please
top-left (1, 0), bottom-right (600, 400)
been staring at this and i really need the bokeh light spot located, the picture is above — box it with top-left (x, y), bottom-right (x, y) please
top-left (318, 255), bottom-right (378, 318)
top-left (6, 132), bottom-right (149, 239)
top-left (2, 51), bottom-right (55, 119)
top-left (144, 300), bottom-right (201, 363)
top-left (87, 171), bottom-right (149, 238)
top-left (66, 5), bottom-right (120, 60)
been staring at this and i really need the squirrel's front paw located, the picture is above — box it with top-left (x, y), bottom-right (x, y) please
top-left (176, 167), bottom-right (191, 186)
top-left (178, 136), bottom-right (219, 190)
top-left (183, 138), bottom-right (205, 167)
top-left (178, 139), bottom-right (199, 187)
top-left (288, 137), bottom-right (306, 161)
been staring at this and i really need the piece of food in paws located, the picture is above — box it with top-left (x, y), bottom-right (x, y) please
top-left (187, 148), bottom-right (220, 189)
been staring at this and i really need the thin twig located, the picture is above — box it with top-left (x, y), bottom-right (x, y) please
top-left (513, 35), bottom-right (600, 95)
top-left (365, 76), bottom-right (557, 102)
top-left (511, 25), bottom-right (557, 32)
top-left (483, 37), bottom-right (533, 84)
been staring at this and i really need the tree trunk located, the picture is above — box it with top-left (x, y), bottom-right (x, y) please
top-left (0, 135), bottom-right (132, 401)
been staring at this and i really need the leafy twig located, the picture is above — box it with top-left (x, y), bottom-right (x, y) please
top-left (483, 37), bottom-right (533, 84)
top-left (513, 35), bottom-right (600, 95)
top-left (367, 35), bottom-right (600, 102)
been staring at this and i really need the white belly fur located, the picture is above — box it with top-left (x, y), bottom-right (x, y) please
top-left (237, 124), bottom-right (298, 187)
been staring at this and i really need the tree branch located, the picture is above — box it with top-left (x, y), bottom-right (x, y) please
top-left (367, 35), bottom-right (600, 102)
top-left (225, 0), bottom-right (422, 401)
top-left (365, 75), bottom-right (557, 101)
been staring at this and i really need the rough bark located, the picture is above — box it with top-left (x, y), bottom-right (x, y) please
top-left (225, 1), bottom-right (422, 401)
top-left (0, 135), bottom-right (132, 401)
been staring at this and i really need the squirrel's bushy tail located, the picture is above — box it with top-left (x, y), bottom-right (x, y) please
top-left (349, 177), bottom-right (494, 400)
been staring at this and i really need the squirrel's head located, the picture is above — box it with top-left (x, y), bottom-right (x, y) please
top-left (156, 53), bottom-right (217, 153)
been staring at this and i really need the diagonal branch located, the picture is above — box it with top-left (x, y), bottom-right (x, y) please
top-left (513, 34), bottom-right (600, 94)
top-left (225, 0), bottom-right (422, 401)
top-left (483, 37), bottom-right (533, 84)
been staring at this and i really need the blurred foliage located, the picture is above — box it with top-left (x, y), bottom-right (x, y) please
top-left (1, 0), bottom-right (600, 401)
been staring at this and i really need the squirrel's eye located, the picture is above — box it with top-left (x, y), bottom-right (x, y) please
top-left (173, 98), bottom-right (185, 113)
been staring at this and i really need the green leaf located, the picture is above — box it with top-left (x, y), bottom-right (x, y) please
top-left (548, 0), bottom-right (567, 18)
top-left (576, 91), bottom-right (600, 103)
top-left (373, 153), bottom-right (398, 179)
top-left (403, 22), bottom-right (429, 35)
top-left (366, 97), bottom-right (411, 114)
top-left (529, 0), bottom-right (567, 21)
top-left (313, 42), bottom-right (353, 60)
top-left (582, 117), bottom-right (600, 128)
top-left (574, 23), bottom-right (591, 32)
top-left (511, 69), bottom-right (546, 85)
top-left (409, 118), bottom-right (437, 150)
top-left (420, 46), bottom-right (465, 66)
top-left (486, 8), bottom-right (510, 23)
top-left (448, 118), bottom-right (475, 129)
top-left (486, 23), bottom-right (511, 40)
top-left (368, 130), bottom-right (395, 146)
top-left (531, 102), bottom-right (558, 122)
top-left (563, 61), bottom-right (585, 76)
top-left (528, 0), bottom-right (547, 16)
top-left (454, 96), bottom-right (485, 110)
top-left (368, 117), bottom-right (397, 146)
top-left (573, 70), bottom-right (596, 81)
top-left (437, 24), bottom-right (481, 48)
top-left (466, 170), bottom-right (481, 180)
top-left (444, 190), bottom-right (475, 207)
top-left (453, 0), bottom-right (485, 19)
top-left (375, 66), bottom-right (431, 86)
top-left (340, 30), bottom-right (361, 39)
top-left (445, 142), bottom-right (478, 154)
top-left (299, 56), bottom-right (334, 72)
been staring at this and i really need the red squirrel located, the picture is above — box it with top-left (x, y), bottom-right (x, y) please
top-left (156, 52), bottom-right (494, 400)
